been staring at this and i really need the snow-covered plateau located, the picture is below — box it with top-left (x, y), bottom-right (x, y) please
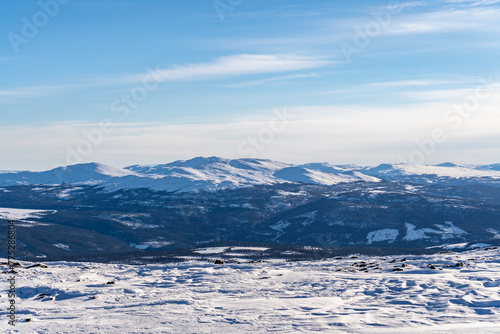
top-left (1, 247), bottom-right (500, 333)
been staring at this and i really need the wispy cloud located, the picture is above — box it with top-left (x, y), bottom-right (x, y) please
top-left (124, 54), bottom-right (333, 84)
top-left (0, 84), bottom-right (84, 103)
top-left (402, 84), bottom-right (500, 101)
top-left (226, 73), bottom-right (320, 88)
top-left (367, 79), bottom-right (459, 87)
top-left (1, 54), bottom-right (332, 102)
top-left (320, 76), bottom-right (480, 96)
top-left (443, 0), bottom-right (500, 7)
top-left (0, 86), bottom-right (64, 101)
top-left (383, 6), bottom-right (500, 35)
top-left (216, 9), bottom-right (322, 20)
top-left (318, 76), bottom-right (500, 108)
top-left (378, 1), bottom-right (427, 12)
top-left (226, 2), bottom-right (500, 57)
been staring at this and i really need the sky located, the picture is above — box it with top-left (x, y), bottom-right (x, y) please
top-left (1, 0), bottom-right (499, 170)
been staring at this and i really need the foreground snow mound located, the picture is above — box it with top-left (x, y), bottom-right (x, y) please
top-left (1, 247), bottom-right (499, 333)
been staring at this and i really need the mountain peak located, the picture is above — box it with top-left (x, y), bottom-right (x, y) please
top-left (56, 162), bottom-right (135, 178)
top-left (436, 162), bottom-right (457, 167)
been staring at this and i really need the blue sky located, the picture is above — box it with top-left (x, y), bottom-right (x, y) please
top-left (1, 0), bottom-right (499, 170)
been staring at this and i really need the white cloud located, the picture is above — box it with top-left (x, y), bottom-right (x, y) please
top-left (320, 76), bottom-right (500, 101)
top-left (401, 81), bottom-right (500, 101)
top-left (0, 84), bottom-right (86, 103)
top-left (380, 1), bottom-right (427, 12)
top-left (383, 7), bottom-right (500, 35)
top-left (367, 79), bottom-right (460, 87)
top-left (226, 73), bottom-right (320, 88)
top-left (1, 54), bottom-right (332, 102)
top-left (126, 54), bottom-right (333, 83)
top-left (443, 0), bottom-right (500, 6)
top-left (0, 86), bottom-right (60, 104)
top-left (2, 102), bottom-right (500, 170)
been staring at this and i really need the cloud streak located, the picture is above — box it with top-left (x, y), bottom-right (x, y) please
top-left (1, 54), bottom-right (332, 103)
top-left (226, 73), bottom-right (321, 88)
top-left (0, 85), bottom-right (73, 103)
top-left (126, 54), bottom-right (333, 84)
top-left (382, 6), bottom-right (500, 35)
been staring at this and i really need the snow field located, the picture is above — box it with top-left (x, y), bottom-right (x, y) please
top-left (1, 247), bottom-right (500, 333)
top-left (0, 208), bottom-right (56, 220)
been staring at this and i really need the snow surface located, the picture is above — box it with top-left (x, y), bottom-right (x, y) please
top-left (131, 241), bottom-right (174, 250)
top-left (230, 247), bottom-right (269, 252)
top-left (52, 244), bottom-right (70, 250)
top-left (367, 163), bottom-right (500, 179)
top-left (193, 247), bottom-right (231, 254)
top-left (486, 228), bottom-right (500, 239)
top-left (434, 221), bottom-right (468, 239)
top-left (366, 229), bottom-right (399, 244)
top-left (270, 220), bottom-right (290, 232)
top-left (96, 214), bottom-right (158, 229)
top-left (403, 222), bottom-right (468, 241)
top-left (2, 248), bottom-right (500, 333)
top-left (0, 207), bottom-right (56, 220)
top-left (404, 223), bottom-right (433, 241)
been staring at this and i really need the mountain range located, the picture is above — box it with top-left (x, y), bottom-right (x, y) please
top-left (1, 157), bottom-right (500, 192)
top-left (1, 157), bottom-right (499, 260)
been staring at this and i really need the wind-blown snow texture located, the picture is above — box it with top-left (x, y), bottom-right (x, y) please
top-left (1, 247), bottom-right (500, 333)
top-left (1, 157), bottom-right (500, 192)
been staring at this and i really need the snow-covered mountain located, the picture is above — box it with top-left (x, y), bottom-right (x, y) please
top-left (363, 163), bottom-right (500, 180)
top-left (1, 157), bottom-right (499, 192)
top-left (2, 157), bottom-right (500, 260)
top-left (0, 162), bottom-right (137, 186)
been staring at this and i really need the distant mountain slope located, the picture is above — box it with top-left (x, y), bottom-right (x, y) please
top-left (1, 180), bottom-right (500, 260)
top-left (240, 182), bottom-right (500, 248)
top-left (1, 157), bottom-right (500, 192)
top-left (0, 163), bottom-right (137, 186)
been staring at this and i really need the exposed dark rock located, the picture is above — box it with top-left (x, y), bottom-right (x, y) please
top-left (27, 264), bottom-right (48, 269)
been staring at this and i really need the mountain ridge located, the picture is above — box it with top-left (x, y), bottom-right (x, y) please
top-left (1, 157), bottom-right (500, 192)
